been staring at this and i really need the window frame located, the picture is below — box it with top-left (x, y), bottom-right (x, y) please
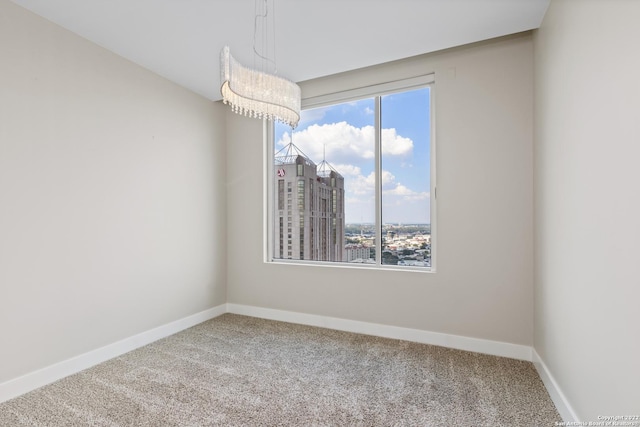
top-left (263, 74), bottom-right (437, 272)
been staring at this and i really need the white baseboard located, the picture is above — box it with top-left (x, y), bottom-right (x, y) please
top-left (532, 349), bottom-right (579, 423)
top-left (0, 304), bottom-right (227, 404)
top-left (227, 303), bottom-right (533, 361)
top-left (4, 302), bottom-right (569, 417)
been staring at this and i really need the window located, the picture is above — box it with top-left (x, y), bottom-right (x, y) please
top-left (297, 180), bottom-right (305, 211)
top-left (268, 75), bottom-right (435, 270)
top-left (277, 180), bottom-right (284, 210)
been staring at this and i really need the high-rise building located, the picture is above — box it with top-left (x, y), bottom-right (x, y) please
top-left (274, 143), bottom-right (344, 262)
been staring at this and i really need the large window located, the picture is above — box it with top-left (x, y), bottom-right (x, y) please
top-left (267, 75), bottom-right (435, 270)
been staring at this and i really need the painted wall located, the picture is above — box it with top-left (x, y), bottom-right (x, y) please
top-left (227, 34), bottom-right (534, 346)
top-left (0, 0), bottom-right (226, 384)
top-left (534, 0), bottom-right (640, 420)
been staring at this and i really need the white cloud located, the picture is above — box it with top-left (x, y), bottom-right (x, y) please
top-left (384, 184), bottom-right (430, 202)
top-left (340, 169), bottom-right (428, 206)
top-left (279, 122), bottom-right (413, 166)
top-left (346, 171), bottom-right (374, 196)
top-left (342, 171), bottom-right (430, 223)
top-left (276, 131), bottom-right (292, 147)
top-left (380, 170), bottom-right (396, 189)
top-left (381, 128), bottom-right (413, 156)
top-left (294, 122), bottom-right (374, 163)
top-left (331, 164), bottom-right (362, 177)
top-left (297, 106), bottom-right (330, 128)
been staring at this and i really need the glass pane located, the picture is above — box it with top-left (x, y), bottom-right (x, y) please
top-left (380, 87), bottom-right (431, 268)
top-left (274, 98), bottom-right (375, 263)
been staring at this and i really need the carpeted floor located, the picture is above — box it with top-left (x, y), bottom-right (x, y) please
top-left (0, 314), bottom-right (561, 426)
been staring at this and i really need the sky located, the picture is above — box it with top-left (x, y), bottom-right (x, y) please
top-left (275, 87), bottom-right (431, 224)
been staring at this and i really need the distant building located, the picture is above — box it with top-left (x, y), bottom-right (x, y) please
top-left (345, 244), bottom-right (371, 262)
top-left (274, 143), bottom-right (345, 262)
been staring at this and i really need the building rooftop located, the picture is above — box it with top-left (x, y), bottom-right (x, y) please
top-left (274, 143), bottom-right (315, 166)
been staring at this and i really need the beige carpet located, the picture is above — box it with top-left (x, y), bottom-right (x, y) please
top-left (0, 314), bottom-right (561, 426)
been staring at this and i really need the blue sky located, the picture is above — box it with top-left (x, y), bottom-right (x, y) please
top-left (275, 87), bottom-right (431, 224)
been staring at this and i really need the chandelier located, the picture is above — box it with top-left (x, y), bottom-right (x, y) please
top-left (220, 1), bottom-right (300, 128)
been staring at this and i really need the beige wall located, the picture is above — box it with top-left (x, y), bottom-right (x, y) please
top-left (534, 0), bottom-right (640, 419)
top-left (0, 0), bottom-right (226, 383)
top-left (227, 34), bottom-right (535, 346)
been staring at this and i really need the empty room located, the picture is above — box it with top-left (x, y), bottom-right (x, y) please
top-left (1, 0), bottom-right (638, 425)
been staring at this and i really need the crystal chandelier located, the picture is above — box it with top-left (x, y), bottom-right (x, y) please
top-left (220, 1), bottom-right (300, 128)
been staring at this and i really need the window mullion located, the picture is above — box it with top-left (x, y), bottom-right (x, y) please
top-left (374, 96), bottom-right (382, 266)
top-left (265, 119), bottom-right (274, 263)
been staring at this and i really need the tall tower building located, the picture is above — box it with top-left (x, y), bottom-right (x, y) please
top-left (274, 143), bottom-right (345, 262)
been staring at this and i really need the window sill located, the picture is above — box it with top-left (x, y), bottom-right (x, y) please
top-left (265, 259), bottom-right (435, 274)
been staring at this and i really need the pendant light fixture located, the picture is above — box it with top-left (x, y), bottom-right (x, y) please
top-left (220, 0), bottom-right (300, 128)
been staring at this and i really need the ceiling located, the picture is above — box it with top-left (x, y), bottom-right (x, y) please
top-left (10, 0), bottom-right (550, 101)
